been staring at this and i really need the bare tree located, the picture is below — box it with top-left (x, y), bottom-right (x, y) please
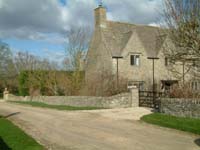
top-left (14, 51), bottom-right (61, 96)
top-left (64, 26), bottom-right (92, 95)
top-left (14, 51), bottom-right (55, 73)
top-left (0, 41), bottom-right (17, 95)
top-left (0, 41), bottom-right (16, 79)
top-left (65, 26), bottom-right (91, 69)
top-left (162, 0), bottom-right (200, 81)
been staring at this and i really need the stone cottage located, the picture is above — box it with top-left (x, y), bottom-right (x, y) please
top-left (85, 5), bottom-right (197, 91)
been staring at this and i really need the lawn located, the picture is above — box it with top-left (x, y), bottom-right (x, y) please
top-left (0, 116), bottom-right (44, 150)
top-left (141, 113), bottom-right (200, 135)
top-left (10, 101), bottom-right (104, 111)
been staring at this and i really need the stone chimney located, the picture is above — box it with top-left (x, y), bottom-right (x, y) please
top-left (94, 4), bottom-right (107, 28)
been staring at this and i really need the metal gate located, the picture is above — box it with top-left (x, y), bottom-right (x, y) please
top-left (139, 91), bottom-right (165, 109)
top-left (0, 92), bottom-right (3, 99)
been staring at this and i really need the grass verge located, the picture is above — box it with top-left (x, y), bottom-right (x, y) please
top-left (10, 101), bottom-right (104, 111)
top-left (141, 113), bottom-right (200, 135)
top-left (0, 116), bottom-right (44, 150)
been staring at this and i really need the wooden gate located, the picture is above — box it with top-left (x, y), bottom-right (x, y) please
top-left (139, 91), bottom-right (165, 109)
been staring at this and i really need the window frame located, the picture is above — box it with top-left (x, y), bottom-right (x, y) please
top-left (130, 55), bottom-right (140, 66)
top-left (165, 57), bottom-right (169, 66)
top-left (191, 81), bottom-right (199, 91)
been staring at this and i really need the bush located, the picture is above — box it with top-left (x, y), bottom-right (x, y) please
top-left (18, 71), bottom-right (29, 96)
top-left (169, 83), bottom-right (200, 98)
top-left (18, 70), bottom-right (85, 96)
top-left (0, 77), bottom-right (19, 97)
top-left (84, 71), bottom-right (128, 96)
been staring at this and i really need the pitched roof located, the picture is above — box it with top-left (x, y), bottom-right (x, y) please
top-left (101, 21), bottom-right (167, 57)
top-left (101, 29), bottom-right (133, 56)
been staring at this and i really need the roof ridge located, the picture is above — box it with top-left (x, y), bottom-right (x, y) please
top-left (107, 20), bottom-right (161, 29)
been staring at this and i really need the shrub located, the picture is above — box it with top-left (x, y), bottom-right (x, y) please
top-left (84, 71), bottom-right (128, 96)
top-left (169, 83), bottom-right (200, 98)
top-left (18, 71), bottom-right (29, 96)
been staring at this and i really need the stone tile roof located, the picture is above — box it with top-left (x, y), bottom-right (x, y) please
top-left (102, 29), bottom-right (132, 56)
top-left (101, 21), bottom-right (167, 57)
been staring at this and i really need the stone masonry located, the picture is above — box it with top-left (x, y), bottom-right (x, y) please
top-left (160, 98), bottom-right (200, 119)
top-left (4, 88), bottom-right (139, 109)
top-left (85, 5), bottom-right (183, 91)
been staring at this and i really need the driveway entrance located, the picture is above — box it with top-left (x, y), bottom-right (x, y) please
top-left (0, 102), bottom-right (199, 150)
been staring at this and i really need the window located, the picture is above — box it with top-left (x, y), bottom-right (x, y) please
top-left (191, 81), bottom-right (198, 91)
top-left (139, 82), bottom-right (145, 90)
top-left (165, 57), bottom-right (169, 66)
top-left (165, 57), bottom-right (176, 66)
top-left (130, 55), bottom-right (140, 66)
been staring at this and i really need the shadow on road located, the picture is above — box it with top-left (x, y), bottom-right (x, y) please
top-left (3, 112), bottom-right (21, 118)
top-left (0, 137), bottom-right (11, 150)
top-left (194, 138), bottom-right (200, 147)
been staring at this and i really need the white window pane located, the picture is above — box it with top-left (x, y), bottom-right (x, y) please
top-left (136, 56), bottom-right (140, 66)
top-left (130, 55), bottom-right (140, 66)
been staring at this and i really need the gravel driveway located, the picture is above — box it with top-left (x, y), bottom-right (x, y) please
top-left (0, 102), bottom-right (199, 150)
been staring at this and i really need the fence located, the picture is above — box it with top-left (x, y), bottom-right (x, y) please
top-left (139, 91), bottom-right (165, 108)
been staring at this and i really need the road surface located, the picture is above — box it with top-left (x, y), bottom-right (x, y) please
top-left (0, 102), bottom-right (199, 150)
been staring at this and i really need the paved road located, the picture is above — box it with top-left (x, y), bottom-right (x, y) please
top-left (0, 102), bottom-right (199, 150)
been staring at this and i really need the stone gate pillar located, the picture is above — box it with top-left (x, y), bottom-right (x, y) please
top-left (3, 88), bottom-right (9, 101)
top-left (128, 85), bottom-right (139, 107)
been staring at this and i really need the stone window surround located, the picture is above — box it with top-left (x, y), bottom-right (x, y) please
top-left (130, 54), bottom-right (140, 66)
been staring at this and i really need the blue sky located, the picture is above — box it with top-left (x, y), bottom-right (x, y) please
top-left (3, 38), bottom-right (65, 61)
top-left (1, 0), bottom-right (70, 63)
top-left (0, 0), bottom-right (163, 64)
top-left (59, 0), bottom-right (67, 5)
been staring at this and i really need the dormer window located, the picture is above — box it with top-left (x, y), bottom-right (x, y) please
top-left (130, 55), bottom-right (140, 66)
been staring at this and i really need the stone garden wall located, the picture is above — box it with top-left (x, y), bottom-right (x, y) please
top-left (160, 98), bottom-right (200, 119)
top-left (5, 92), bottom-right (135, 108)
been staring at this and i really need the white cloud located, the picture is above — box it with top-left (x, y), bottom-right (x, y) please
top-left (0, 0), bottom-right (163, 41)
top-left (105, 0), bottom-right (163, 24)
top-left (148, 22), bottom-right (161, 27)
top-left (0, 1), bottom-right (3, 9)
top-left (0, 0), bottom-right (64, 38)
top-left (41, 48), bottom-right (65, 66)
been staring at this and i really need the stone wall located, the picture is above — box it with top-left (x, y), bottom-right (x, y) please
top-left (5, 92), bottom-right (135, 108)
top-left (160, 98), bottom-right (200, 119)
